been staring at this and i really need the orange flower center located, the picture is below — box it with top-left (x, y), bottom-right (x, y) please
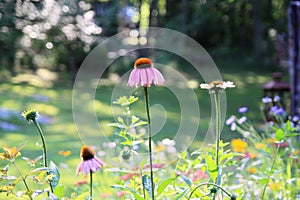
top-left (210, 81), bottom-right (223, 86)
top-left (80, 145), bottom-right (95, 161)
top-left (134, 58), bottom-right (152, 68)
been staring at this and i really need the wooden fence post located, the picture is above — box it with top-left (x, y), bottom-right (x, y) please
top-left (288, 0), bottom-right (300, 117)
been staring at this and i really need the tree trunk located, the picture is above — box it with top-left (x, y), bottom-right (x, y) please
top-left (182, 0), bottom-right (188, 34)
top-left (253, 0), bottom-right (262, 59)
top-left (288, 0), bottom-right (300, 117)
top-left (149, 0), bottom-right (159, 27)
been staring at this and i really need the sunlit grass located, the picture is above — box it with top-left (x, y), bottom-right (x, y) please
top-left (0, 55), bottom-right (281, 198)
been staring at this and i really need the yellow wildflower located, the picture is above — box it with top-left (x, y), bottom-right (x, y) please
top-left (248, 167), bottom-right (257, 174)
top-left (231, 138), bottom-right (247, 153)
top-left (156, 144), bottom-right (165, 152)
top-left (266, 138), bottom-right (277, 144)
top-left (269, 181), bottom-right (281, 191)
top-left (255, 143), bottom-right (266, 150)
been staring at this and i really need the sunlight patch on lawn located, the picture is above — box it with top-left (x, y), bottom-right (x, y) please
top-left (89, 100), bottom-right (112, 117)
top-left (28, 103), bottom-right (59, 116)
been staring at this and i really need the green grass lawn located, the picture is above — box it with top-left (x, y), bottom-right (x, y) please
top-left (0, 53), bottom-right (282, 198)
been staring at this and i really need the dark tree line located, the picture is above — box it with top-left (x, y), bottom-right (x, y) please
top-left (0, 0), bottom-right (289, 78)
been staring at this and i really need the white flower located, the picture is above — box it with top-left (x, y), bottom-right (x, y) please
top-left (200, 81), bottom-right (235, 90)
top-left (216, 81), bottom-right (235, 89)
top-left (200, 83), bottom-right (214, 89)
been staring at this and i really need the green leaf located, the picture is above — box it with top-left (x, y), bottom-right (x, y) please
top-left (179, 150), bottom-right (187, 159)
top-left (107, 123), bottom-right (125, 128)
top-left (129, 96), bottom-right (139, 104)
top-left (206, 155), bottom-right (218, 181)
top-left (191, 149), bottom-right (202, 156)
top-left (142, 175), bottom-right (154, 197)
top-left (139, 159), bottom-right (147, 170)
top-left (117, 117), bottom-right (124, 123)
top-left (54, 185), bottom-right (64, 198)
top-left (175, 188), bottom-right (190, 200)
top-left (74, 191), bottom-right (89, 200)
top-left (49, 192), bottom-right (59, 200)
top-left (121, 139), bottom-right (132, 146)
top-left (111, 185), bottom-right (144, 200)
top-left (286, 132), bottom-right (299, 138)
top-left (275, 129), bottom-right (285, 141)
top-left (179, 174), bottom-right (192, 187)
top-left (49, 161), bottom-right (60, 189)
top-left (131, 121), bottom-right (148, 128)
top-left (32, 189), bottom-right (48, 198)
top-left (220, 153), bottom-right (243, 164)
top-left (157, 176), bottom-right (178, 196)
top-left (131, 115), bottom-right (139, 124)
top-left (28, 167), bottom-right (51, 175)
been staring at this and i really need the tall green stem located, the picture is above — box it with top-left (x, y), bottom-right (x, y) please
top-left (214, 91), bottom-right (221, 184)
top-left (261, 144), bottom-right (281, 200)
top-left (188, 182), bottom-right (232, 200)
top-left (90, 170), bottom-right (93, 199)
top-left (32, 119), bottom-right (54, 193)
top-left (144, 87), bottom-right (155, 200)
top-left (12, 161), bottom-right (33, 200)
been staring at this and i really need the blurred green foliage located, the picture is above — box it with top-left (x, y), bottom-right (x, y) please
top-left (0, 0), bottom-right (288, 81)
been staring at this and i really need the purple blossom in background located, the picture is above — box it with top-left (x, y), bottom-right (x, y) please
top-left (270, 106), bottom-right (285, 115)
top-left (32, 94), bottom-right (50, 102)
top-left (292, 115), bottom-right (299, 122)
top-left (273, 95), bottom-right (280, 102)
top-left (226, 116), bottom-right (235, 125)
top-left (238, 116), bottom-right (247, 124)
top-left (36, 115), bottom-right (53, 124)
top-left (0, 122), bottom-right (20, 131)
top-left (0, 107), bottom-right (18, 119)
top-left (275, 108), bottom-right (285, 115)
top-left (238, 106), bottom-right (248, 114)
top-left (262, 97), bottom-right (272, 104)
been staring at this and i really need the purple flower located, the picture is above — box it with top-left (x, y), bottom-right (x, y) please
top-left (128, 58), bottom-right (164, 87)
top-left (226, 116), bottom-right (235, 125)
top-left (273, 95), bottom-right (280, 102)
top-left (238, 116), bottom-right (247, 124)
top-left (238, 107), bottom-right (248, 114)
top-left (76, 145), bottom-right (105, 175)
top-left (262, 97), bottom-right (272, 104)
top-left (270, 106), bottom-right (285, 115)
top-left (292, 115), bottom-right (299, 122)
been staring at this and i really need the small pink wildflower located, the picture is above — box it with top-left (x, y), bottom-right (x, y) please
top-left (120, 173), bottom-right (135, 181)
top-left (76, 145), bottom-right (105, 175)
top-left (117, 190), bottom-right (127, 197)
top-left (100, 193), bottom-right (111, 198)
top-left (128, 58), bottom-right (165, 87)
top-left (143, 163), bottom-right (164, 169)
top-left (191, 169), bottom-right (208, 182)
top-left (74, 180), bottom-right (88, 187)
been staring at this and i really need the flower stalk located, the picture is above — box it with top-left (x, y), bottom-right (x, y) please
top-left (144, 86), bottom-right (155, 200)
top-left (21, 109), bottom-right (54, 193)
top-left (12, 161), bottom-right (33, 200)
top-left (90, 170), bottom-right (93, 199)
top-left (214, 90), bottom-right (221, 185)
top-left (32, 119), bottom-right (54, 193)
top-left (188, 182), bottom-right (234, 200)
top-left (261, 143), bottom-right (281, 200)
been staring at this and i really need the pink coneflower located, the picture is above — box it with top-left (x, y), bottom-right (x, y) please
top-left (76, 145), bottom-right (105, 175)
top-left (76, 145), bottom-right (105, 199)
top-left (128, 58), bottom-right (164, 87)
top-left (127, 58), bottom-right (164, 200)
